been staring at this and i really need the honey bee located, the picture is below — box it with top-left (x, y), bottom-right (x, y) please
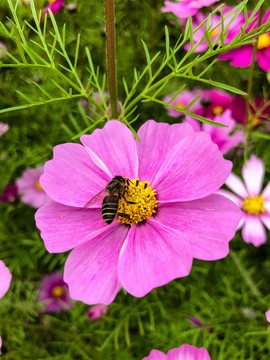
top-left (83, 176), bottom-right (135, 224)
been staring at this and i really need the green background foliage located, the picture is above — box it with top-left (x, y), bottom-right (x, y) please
top-left (0, 0), bottom-right (270, 358)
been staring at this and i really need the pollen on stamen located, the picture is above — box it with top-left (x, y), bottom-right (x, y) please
top-left (118, 178), bottom-right (158, 226)
top-left (242, 195), bottom-right (265, 215)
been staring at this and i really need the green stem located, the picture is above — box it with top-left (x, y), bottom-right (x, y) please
top-left (104, 0), bottom-right (118, 119)
top-left (230, 250), bottom-right (262, 298)
top-left (244, 6), bottom-right (264, 161)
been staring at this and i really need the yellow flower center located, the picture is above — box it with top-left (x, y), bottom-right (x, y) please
top-left (176, 103), bottom-right (185, 109)
top-left (36, 180), bottom-right (44, 191)
top-left (242, 195), bottom-right (265, 215)
top-left (210, 29), bottom-right (220, 37)
top-left (248, 115), bottom-right (259, 127)
top-left (257, 33), bottom-right (270, 50)
top-left (52, 285), bottom-right (65, 298)
top-left (212, 105), bottom-right (223, 116)
top-left (48, 0), bottom-right (57, 3)
top-left (117, 178), bottom-right (158, 226)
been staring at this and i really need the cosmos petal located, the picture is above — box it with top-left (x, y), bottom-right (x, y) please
top-left (166, 345), bottom-right (211, 360)
top-left (225, 172), bottom-right (248, 199)
top-left (0, 260), bottom-right (12, 298)
top-left (153, 132), bottom-right (232, 202)
top-left (142, 350), bottom-right (167, 360)
top-left (137, 120), bottom-right (194, 183)
top-left (242, 215), bottom-right (266, 247)
top-left (81, 120), bottom-right (139, 179)
top-left (35, 200), bottom-right (107, 253)
top-left (118, 220), bottom-right (192, 297)
top-left (156, 194), bottom-right (242, 261)
top-left (242, 155), bottom-right (264, 196)
top-left (40, 143), bottom-right (109, 208)
top-left (64, 223), bottom-right (129, 305)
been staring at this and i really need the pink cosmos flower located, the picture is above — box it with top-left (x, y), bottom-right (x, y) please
top-left (196, 89), bottom-right (233, 120)
top-left (0, 260), bottom-right (12, 298)
top-left (163, 89), bottom-right (201, 118)
top-left (162, 0), bottom-right (219, 19)
top-left (231, 96), bottom-right (270, 126)
top-left (43, 0), bottom-right (64, 19)
top-left (16, 166), bottom-right (49, 208)
top-left (0, 122), bottom-right (9, 137)
top-left (142, 344), bottom-right (211, 359)
top-left (218, 155), bottom-right (270, 247)
top-left (35, 120), bottom-right (241, 305)
top-left (266, 309), bottom-right (270, 322)
top-left (0, 183), bottom-right (18, 203)
top-left (185, 110), bottom-right (244, 154)
top-left (37, 271), bottom-right (73, 313)
top-left (88, 304), bottom-right (108, 321)
top-left (219, 10), bottom-right (270, 71)
top-left (184, 7), bottom-right (245, 53)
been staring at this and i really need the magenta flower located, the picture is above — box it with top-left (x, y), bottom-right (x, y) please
top-left (184, 7), bottom-right (245, 53)
top-left (162, 0), bottom-right (219, 19)
top-left (219, 10), bottom-right (270, 71)
top-left (0, 122), bottom-right (9, 137)
top-left (0, 183), bottom-right (18, 203)
top-left (35, 120), bottom-right (241, 305)
top-left (88, 304), bottom-right (108, 321)
top-left (0, 260), bottom-right (12, 299)
top-left (16, 166), bottom-right (49, 208)
top-left (37, 271), bottom-right (73, 313)
top-left (218, 155), bottom-right (270, 247)
top-left (196, 89), bottom-right (233, 120)
top-left (43, 0), bottom-right (64, 17)
top-left (231, 96), bottom-right (270, 126)
top-left (266, 309), bottom-right (270, 323)
top-left (142, 344), bottom-right (211, 359)
top-left (163, 89), bottom-right (201, 118)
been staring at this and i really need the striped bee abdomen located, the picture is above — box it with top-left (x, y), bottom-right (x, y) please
top-left (102, 195), bottom-right (119, 224)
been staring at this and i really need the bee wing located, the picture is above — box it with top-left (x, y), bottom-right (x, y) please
top-left (83, 189), bottom-right (107, 209)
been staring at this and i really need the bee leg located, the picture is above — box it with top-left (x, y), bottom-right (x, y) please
top-left (117, 212), bottom-right (130, 219)
top-left (120, 193), bottom-right (137, 204)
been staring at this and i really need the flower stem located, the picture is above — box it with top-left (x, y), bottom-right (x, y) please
top-left (104, 0), bottom-right (118, 119)
top-left (230, 250), bottom-right (262, 298)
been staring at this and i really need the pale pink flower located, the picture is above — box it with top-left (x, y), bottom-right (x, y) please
top-left (162, 0), bottom-right (219, 19)
top-left (0, 260), bottom-right (12, 298)
top-left (16, 166), bottom-right (49, 208)
top-left (218, 155), bottom-right (270, 246)
top-left (0, 122), bottom-right (9, 137)
top-left (37, 271), bottom-right (73, 313)
top-left (142, 344), bottom-right (211, 359)
top-left (220, 10), bottom-right (270, 72)
top-left (163, 89), bottom-right (201, 118)
top-left (88, 304), bottom-right (108, 321)
top-left (35, 120), bottom-right (241, 305)
top-left (266, 309), bottom-right (270, 323)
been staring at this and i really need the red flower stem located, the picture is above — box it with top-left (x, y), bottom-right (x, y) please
top-left (104, 0), bottom-right (118, 119)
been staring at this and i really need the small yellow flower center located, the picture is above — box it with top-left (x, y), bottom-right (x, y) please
top-left (52, 285), bottom-right (65, 298)
top-left (36, 180), bottom-right (44, 191)
top-left (210, 29), bottom-right (220, 37)
top-left (117, 178), bottom-right (158, 226)
top-left (248, 114), bottom-right (259, 127)
top-left (257, 33), bottom-right (270, 50)
top-left (48, 0), bottom-right (57, 3)
top-left (242, 195), bottom-right (265, 215)
top-left (212, 105), bottom-right (223, 115)
top-left (176, 103), bottom-right (185, 109)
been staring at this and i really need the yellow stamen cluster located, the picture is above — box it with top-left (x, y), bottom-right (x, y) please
top-left (242, 195), bottom-right (265, 215)
top-left (212, 105), bottom-right (223, 116)
top-left (52, 285), bottom-right (65, 298)
top-left (210, 29), bottom-right (220, 37)
top-left (48, 0), bottom-right (57, 3)
top-left (176, 103), bottom-right (185, 109)
top-left (248, 115), bottom-right (259, 128)
top-left (118, 178), bottom-right (158, 226)
top-left (257, 34), bottom-right (270, 50)
top-left (36, 180), bottom-right (44, 192)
